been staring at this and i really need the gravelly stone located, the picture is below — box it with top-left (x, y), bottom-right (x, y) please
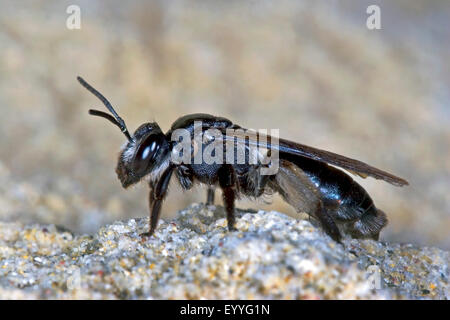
top-left (0, 204), bottom-right (448, 299)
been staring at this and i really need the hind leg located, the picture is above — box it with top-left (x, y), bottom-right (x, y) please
top-left (314, 201), bottom-right (342, 243)
top-left (218, 165), bottom-right (238, 231)
top-left (271, 161), bottom-right (342, 242)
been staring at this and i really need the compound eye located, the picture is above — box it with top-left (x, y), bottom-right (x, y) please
top-left (140, 140), bottom-right (157, 160)
top-left (133, 135), bottom-right (161, 173)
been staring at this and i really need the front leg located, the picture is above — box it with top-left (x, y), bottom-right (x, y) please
top-left (218, 165), bottom-right (238, 231)
top-left (141, 166), bottom-right (174, 238)
top-left (147, 179), bottom-right (156, 208)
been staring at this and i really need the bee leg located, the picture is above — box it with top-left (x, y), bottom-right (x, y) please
top-left (206, 186), bottom-right (215, 205)
top-left (140, 167), bottom-right (174, 238)
top-left (315, 202), bottom-right (342, 243)
top-left (218, 165), bottom-right (238, 232)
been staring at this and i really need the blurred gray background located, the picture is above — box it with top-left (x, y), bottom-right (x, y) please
top-left (0, 0), bottom-right (449, 249)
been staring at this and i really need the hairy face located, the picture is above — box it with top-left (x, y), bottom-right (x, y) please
top-left (116, 122), bottom-right (169, 188)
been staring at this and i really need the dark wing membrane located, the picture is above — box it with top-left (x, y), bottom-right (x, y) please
top-left (276, 137), bottom-right (408, 186)
top-left (217, 130), bottom-right (408, 187)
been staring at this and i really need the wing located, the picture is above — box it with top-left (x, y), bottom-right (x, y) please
top-left (214, 129), bottom-right (409, 187)
top-left (270, 160), bottom-right (321, 215)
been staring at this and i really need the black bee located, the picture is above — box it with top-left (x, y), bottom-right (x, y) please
top-left (78, 76), bottom-right (408, 242)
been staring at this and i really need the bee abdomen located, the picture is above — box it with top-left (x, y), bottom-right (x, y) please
top-left (334, 180), bottom-right (388, 240)
top-left (348, 208), bottom-right (388, 240)
top-left (335, 182), bottom-right (373, 221)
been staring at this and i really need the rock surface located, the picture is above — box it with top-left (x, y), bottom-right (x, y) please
top-left (0, 204), bottom-right (448, 299)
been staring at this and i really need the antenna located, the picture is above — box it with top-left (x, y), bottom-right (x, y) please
top-left (77, 76), bottom-right (132, 141)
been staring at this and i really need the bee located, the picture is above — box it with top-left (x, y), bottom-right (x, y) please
top-left (78, 76), bottom-right (408, 242)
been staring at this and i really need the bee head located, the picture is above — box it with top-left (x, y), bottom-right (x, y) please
top-left (77, 76), bottom-right (169, 188)
top-left (116, 123), bottom-right (169, 188)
